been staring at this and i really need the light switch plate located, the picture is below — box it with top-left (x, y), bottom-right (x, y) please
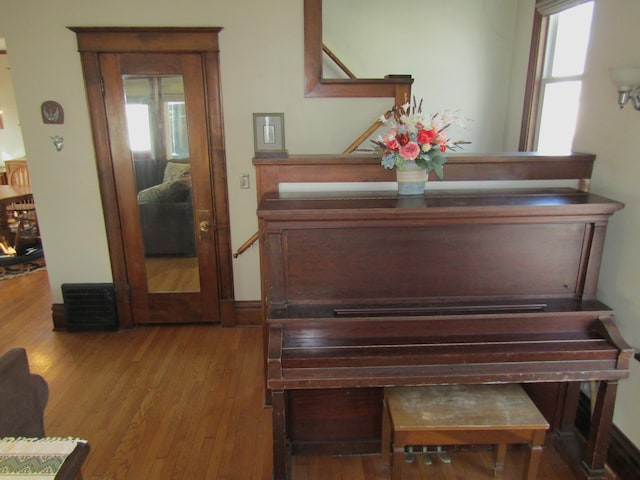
top-left (240, 173), bottom-right (250, 189)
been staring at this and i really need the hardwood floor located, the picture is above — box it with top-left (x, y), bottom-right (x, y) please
top-left (0, 269), bottom-right (616, 479)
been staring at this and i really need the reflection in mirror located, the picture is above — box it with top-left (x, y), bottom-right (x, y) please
top-left (123, 75), bottom-right (200, 293)
top-left (310, 0), bottom-right (536, 151)
top-left (321, 0), bottom-right (532, 80)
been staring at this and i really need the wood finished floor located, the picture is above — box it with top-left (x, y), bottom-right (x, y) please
top-left (0, 269), bottom-right (615, 479)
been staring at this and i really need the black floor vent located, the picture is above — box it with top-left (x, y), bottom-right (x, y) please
top-left (61, 283), bottom-right (118, 331)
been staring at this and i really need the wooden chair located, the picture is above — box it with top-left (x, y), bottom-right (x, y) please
top-left (5, 159), bottom-right (31, 186)
top-left (3, 160), bottom-right (39, 252)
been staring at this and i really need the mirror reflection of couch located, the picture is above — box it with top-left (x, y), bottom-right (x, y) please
top-left (136, 160), bottom-right (196, 257)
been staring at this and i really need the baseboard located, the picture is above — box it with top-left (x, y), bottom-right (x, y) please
top-left (51, 303), bottom-right (66, 330)
top-left (52, 300), bottom-right (262, 329)
top-left (607, 425), bottom-right (640, 480)
top-left (234, 300), bottom-right (262, 326)
top-left (575, 391), bottom-right (640, 479)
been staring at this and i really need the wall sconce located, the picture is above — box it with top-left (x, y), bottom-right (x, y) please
top-left (0, 106), bottom-right (4, 129)
top-left (609, 67), bottom-right (640, 110)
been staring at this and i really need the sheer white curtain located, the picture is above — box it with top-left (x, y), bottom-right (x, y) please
top-left (536, 0), bottom-right (592, 15)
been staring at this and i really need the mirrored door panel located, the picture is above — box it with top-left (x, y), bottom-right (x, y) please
top-left (123, 75), bottom-right (200, 293)
top-left (73, 28), bottom-right (233, 327)
top-left (97, 50), bottom-right (221, 324)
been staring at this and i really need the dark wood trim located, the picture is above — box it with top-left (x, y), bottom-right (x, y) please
top-left (75, 49), bottom-right (134, 329)
top-left (70, 27), bottom-right (222, 53)
top-left (69, 27), bottom-right (234, 328)
top-left (203, 49), bottom-right (236, 312)
top-left (607, 424), bottom-right (640, 479)
top-left (303, 0), bottom-right (412, 105)
top-left (520, 10), bottom-right (548, 151)
top-left (234, 300), bottom-right (262, 326)
top-left (51, 303), bottom-right (66, 330)
top-left (52, 300), bottom-right (261, 330)
top-left (254, 152), bottom-right (596, 199)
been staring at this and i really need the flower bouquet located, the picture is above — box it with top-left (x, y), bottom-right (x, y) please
top-left (372, 98), bottom-right (470, 180)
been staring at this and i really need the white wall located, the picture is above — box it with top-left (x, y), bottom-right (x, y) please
top-left (573, 0), bottom-right (640, 448)
top-left (323, 0), bottom-right (532, 152)
top-left (0, 53), bottom-right (26, 162)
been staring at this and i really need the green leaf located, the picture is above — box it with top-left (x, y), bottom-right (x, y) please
top-left (414, 157), bottom-right (428, 169)
top-left (432, 163), bottom-right (445, 179)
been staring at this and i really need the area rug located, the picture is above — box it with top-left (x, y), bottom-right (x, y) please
top-left (0, 249), bottom-right (46, 280)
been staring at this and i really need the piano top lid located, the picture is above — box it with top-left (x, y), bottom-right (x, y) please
top-left (257, 188), bottom-right (625, 220)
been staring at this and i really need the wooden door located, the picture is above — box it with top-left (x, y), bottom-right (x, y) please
top-left (72, 28), bottom-right (235, 326)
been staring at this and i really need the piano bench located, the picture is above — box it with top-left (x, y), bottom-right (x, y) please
top-left (381, 384), bottom-right (549, 480)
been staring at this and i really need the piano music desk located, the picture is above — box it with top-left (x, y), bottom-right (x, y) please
top-left (382, 384), bottom-right (549, 480)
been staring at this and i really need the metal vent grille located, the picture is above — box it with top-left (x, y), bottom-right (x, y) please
top-left (61, 283), bottom-right (118, 331)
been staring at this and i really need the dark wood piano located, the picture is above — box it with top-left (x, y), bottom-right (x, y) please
top-left (254, 153), bottom-right (634, 480)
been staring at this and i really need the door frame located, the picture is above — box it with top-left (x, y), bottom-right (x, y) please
top-left (70, 27), bottom-right (235, 328)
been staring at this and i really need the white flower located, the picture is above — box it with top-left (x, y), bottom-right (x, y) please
top-left (422, 143), bottom-right (432, 152)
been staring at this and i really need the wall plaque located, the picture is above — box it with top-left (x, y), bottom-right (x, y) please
top-left (41, 100), bottom-right (64, 124)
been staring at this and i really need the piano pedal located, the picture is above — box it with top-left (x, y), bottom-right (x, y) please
top-left (422, 446), bottom-right (432, 465)
top-left (404, 446), bottom-right (415, 463)
top-left (437, 446), bottom-right (451, 464)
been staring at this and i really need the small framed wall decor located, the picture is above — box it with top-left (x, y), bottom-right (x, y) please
top-left (253, 113), bottom-right (287, 157)
top-left (41, 100), bottom-right (64, 124)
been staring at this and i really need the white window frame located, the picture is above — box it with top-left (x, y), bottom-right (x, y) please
top-left (520, 0), bottom-right (594, 152)
top-left (533, 2), bottom-right (593, 152)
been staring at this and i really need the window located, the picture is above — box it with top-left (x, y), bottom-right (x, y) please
top-left (521, 1), bottom-right (594, 152)
top-left (165, 101), bottom-right (189, 159)
top-left (125, 103), bottom-right (152, 152)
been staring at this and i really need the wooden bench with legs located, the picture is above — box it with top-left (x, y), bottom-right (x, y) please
top-left (381, 385), bottom-right (549, 479)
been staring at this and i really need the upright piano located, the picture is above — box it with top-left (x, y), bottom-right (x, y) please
top-left (254, 153), bottom-right (634, 480)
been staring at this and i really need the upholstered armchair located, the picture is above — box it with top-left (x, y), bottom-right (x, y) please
top-left (137, 160), bottom-right (196, 257)
top-left (0, 347), bottom-right (90, 480)
top-left (0, 347), bottom-right (48, 437)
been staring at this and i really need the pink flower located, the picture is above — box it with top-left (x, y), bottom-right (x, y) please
top-left (400, 142), bottom-right (420, 161)
top-left (383, 133), bottom-right (400, 151)
top-left (417, 128), bottom-right (436, 145)
top-left (436, 132), bottom-right (448, 152)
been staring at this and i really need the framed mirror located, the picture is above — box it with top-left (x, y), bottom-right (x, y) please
top-left (304, 0), bottom-right (413, 105)
top-left (305, 0), bottom-right (541, 152)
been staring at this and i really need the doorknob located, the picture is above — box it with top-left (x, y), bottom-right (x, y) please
top-left (197, 210), bottom-right (213, 241)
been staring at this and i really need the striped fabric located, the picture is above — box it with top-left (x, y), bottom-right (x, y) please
top-left (0, 438), bottom-right (84, 479)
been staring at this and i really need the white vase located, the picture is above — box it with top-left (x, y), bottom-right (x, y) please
top-left (396, 162), bottom-right (427, 195)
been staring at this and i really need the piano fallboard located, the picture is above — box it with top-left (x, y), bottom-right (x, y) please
top-left (268, 300), bottom-right (632, 390)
